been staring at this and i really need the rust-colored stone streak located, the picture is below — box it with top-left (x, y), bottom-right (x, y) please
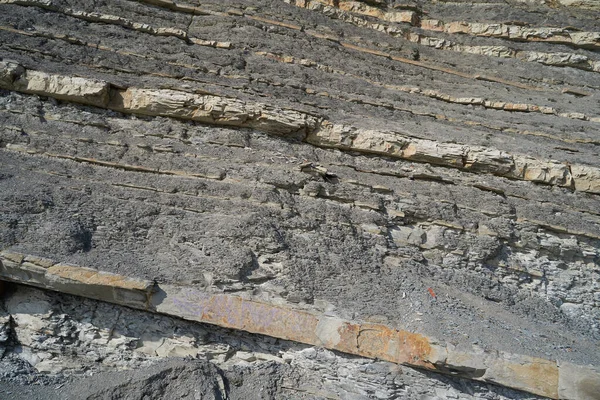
top-left (0, 251), bottom-right (154, 308)
top-left (155, 287), bottom-right (321, 344)
top-left (155, 285), bottom-right (435, 367)
top-left (47, 264), bottom-right (151, 291)
top-left (352, 323), bottom-right (435, 368)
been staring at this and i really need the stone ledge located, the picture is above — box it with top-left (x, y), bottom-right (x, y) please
top-left (559, 362), bottom-right (600, 400)
top-left (1, 251), bottom-right (598, 399)
top-left (0, 60), bottom-right (317, 137)
top-left (286, 0), bottom-right (600, 49)
top-left (307, 122), bottom-right (600, 194)
top-left (1, 60), bottom-right (599, 195)
top-left (0, 251), bottom-right (154, 309)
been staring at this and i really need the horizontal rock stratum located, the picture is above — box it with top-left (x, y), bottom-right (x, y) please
top-left (0, 0), bottom-right (599, 399)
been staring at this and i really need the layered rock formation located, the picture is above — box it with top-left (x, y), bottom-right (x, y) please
top-left (0, 0), bottom-right (599, 399)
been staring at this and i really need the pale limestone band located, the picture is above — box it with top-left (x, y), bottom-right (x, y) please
top-left (1, 61), bottom-right (599, 194)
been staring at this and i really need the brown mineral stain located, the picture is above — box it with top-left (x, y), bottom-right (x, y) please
top-left (502, 359), bottom-right (559, 399)
top-left (351, 323), bottom-right (434, 368)
top-left (47, 264), bottom-right (151, 291)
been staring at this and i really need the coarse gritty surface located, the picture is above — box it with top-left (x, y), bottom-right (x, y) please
top-left (0, 0), bottom-right (599, 397)
top-left (0, 284), bottom-right (546, 400)
top-left (1, 94), bottom-right (598, 366)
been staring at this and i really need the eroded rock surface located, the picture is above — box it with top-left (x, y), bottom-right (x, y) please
top-left (0, 284), bottom-right (552, 400)
top-left (0, 0), bottom-right (599, 399)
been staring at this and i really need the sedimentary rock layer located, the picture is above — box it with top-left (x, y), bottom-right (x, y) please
top-left (1, 61), bottom-right (599, 193)
top-left (2, 252), bottom-right (599, 399)
top-left (4, 283), bottom-right (574, 400)
top-left (1, 0), bottom-right (599, 399)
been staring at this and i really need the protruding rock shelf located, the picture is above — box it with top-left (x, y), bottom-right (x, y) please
top-left (1, 251), bottom-right (598, 399)
top-left (1, 61), bottom-right (599, 194)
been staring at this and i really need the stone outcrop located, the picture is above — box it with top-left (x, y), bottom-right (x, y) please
top-left (288, 0), bottom-right (600, 49)
top-left (2, 61), bottom-right (599, 193)
top-left (0, 60), bottom-right (317, 136)
top-left (2, 252), bottom-right (599, 399)
top-left (1, 0), bottom-right (599, 399)
top-left (4, 284), bottom-right (573, 400)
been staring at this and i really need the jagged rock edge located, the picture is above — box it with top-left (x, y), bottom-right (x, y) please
top-left (1, 60), bottom-right (599, 194)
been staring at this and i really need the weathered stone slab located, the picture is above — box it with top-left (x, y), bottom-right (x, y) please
top-left (484, 353), bottom-right (559, 399)
top-left (1, 61), bottom-right (599, 194)
top-left (438, 348), bottom-right (560, 398)
top-left (109, 85), bottom-right (317, 136)
top-left (154, 285), bottom-right (321, 345)
top-left (0, 62), bottom-right (316, 137)
top-left (14, 70), bottom-right (110, 107)
top-left (571, 165), bottom-right (600, 194)
top-left (559, 362), bottom-right (600, 400)
top-left (2, 253), bottom-right (599, 398)
top-left (0, 251), bottom-right (154, 308)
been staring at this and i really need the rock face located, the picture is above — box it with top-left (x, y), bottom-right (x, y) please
top-left (0, 0), bottom-right (599, 399)
top-left (1, 285), bottom-right (560, 400)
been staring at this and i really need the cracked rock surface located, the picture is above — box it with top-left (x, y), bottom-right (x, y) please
top-left (0, 0), bottom-right (599, 398)
top-left (0, 284), bottom-right (547, 400)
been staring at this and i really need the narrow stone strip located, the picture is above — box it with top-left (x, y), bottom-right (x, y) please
top-left (0, 60), bottom-right (317, 136)
top-left (1, 61), bottom-right (599, 194)
top-left (1, 251), bottom-right (599, 399)
top-left (307, 122), bottom-right (600, 194)
top-left (19, 0), bottom-right (544, 91)
top-left (3, 146), bottom-right (229, 180)
top-left (0, 252), bottom-right (154, 309)
top-left (283, 0), bottom-right (600, 73)
top-left (407, 32), bottom-right (600, 73)
top-left (255, 50), bottom-right (600, 123)
top-left (0, 0), bottom-right (231, 48)
top-left (285, 0), bottom-right (600, 50)
top-left (9, 19), bottom-right (593, 125)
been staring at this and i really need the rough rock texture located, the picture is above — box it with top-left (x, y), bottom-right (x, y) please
top-left (8, 249), bottom-right (593, 398)
top-left (0, 284), bottom-right (554, 400)
top-left (0, 0), bottom-right (599, 398)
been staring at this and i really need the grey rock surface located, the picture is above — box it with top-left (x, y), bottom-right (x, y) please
top-left (0, 284), bottom-right (547, 400)
top-left (0, 0), bottom-right (599, 398)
